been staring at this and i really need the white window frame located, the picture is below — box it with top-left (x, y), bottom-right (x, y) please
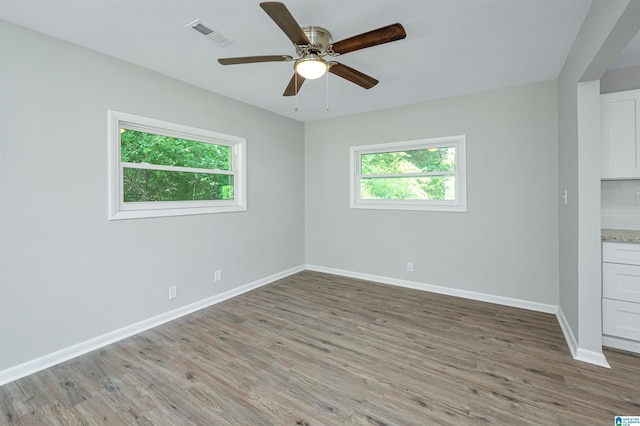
top-left (108, 110), bottom-right (247, 220)
top-left (350, 135), bottom-right (467, 212)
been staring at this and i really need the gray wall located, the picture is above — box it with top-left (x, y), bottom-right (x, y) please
top-left (0, 21), bottom-right (305, 370)
top-left (305, 81), bottom-right (559, 305)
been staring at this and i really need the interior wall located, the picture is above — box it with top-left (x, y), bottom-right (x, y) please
top-left (305, 81), bottom-right (559, 306)
top-left (0, 21), bottom-right (305, 371)
top-left (576, 80), bottom-right (605, 360)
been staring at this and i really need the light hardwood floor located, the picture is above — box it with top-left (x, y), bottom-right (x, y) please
top-left (1, 271), bottom-right (639, 425)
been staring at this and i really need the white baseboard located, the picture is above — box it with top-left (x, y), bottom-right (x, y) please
top-left (306, 264), bottom-right (558, 314)
top-left (556, 307), bottom-right (578, 358)
top-left (0, 265), bottom-right (305, 386)
top-left (554, 307), bottom-right (611, 368)
top-left (575, 347), bottom-right (610, 368)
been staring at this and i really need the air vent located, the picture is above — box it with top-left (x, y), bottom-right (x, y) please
top-left (185, 19), bottom-right (233, 46)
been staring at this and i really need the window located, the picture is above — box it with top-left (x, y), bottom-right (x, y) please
top-left (350, 135), bottom-right (466, 212)
top-left (108, 110), bottom-right (246, 220)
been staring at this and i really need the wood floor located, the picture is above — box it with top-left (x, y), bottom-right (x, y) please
top-left (1, 271), bottom-right (639, 425)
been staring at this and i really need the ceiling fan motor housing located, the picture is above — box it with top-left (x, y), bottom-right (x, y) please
top-left (296, 26), bottom-right (333, 56)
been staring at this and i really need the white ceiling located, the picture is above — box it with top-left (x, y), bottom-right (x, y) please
top-left (0, 0), bottom-right (602, 122)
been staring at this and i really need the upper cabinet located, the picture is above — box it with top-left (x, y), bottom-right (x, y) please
top-left (601, 89), bottom-right (640, 179)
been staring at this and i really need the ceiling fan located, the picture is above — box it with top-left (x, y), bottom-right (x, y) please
top-left (218, 2), bottom-right (406, 96)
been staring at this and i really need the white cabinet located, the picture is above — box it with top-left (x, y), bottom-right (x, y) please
top-left (601, 89), bottom-right (640, 179)
top-left (603, 299), bottom-right (640, 342)
top-left (602, 241), bottom-right (640, 353)
top-left (603, 263), bottom-right (640, 303)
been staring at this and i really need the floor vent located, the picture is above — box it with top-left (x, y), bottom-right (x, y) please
top-left (185, 19), bottom-right (233, 46)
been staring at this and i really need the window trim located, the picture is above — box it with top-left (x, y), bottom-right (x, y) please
top-left (349, 135), bottom-right (467, 212)
top-left (108, 110), bottom-right (247, 220)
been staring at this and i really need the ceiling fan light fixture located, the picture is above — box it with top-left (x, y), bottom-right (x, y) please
top-left (295, 55), bottom-right (328, 79)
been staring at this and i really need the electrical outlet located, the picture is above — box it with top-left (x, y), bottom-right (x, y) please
top-left (169, 286), bottom-right (177, 299)
top-left (407, 262), bottom-right (413, 272)
top-left (214, 269), bottom-right (222, 282)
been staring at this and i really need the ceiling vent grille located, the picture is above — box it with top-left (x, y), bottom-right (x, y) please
top-left (185, 19), bottom-right (233, 46)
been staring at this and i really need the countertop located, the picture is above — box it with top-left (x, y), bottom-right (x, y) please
top-left (601, 228), bottom-right (640, 243)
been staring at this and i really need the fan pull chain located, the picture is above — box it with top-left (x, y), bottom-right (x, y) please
top-left (326, 71), bottom-right (330, 111)
top-left (294, 72), bottom-right (299, 112)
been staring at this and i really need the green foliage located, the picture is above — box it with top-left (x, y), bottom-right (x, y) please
top-left (120, 129), bottom-right (233, 202)
top-left (121, 129), bottom-right (230, 170)
top-left (123, 169), bottom-right (233, 202)
top-left (360, 148), bottom-right (455, 200)
top-left (361, 177), bottom-right (451, 200)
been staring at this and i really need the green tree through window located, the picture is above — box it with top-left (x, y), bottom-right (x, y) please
top-left (360, 147), bottom-right (456, 200)
top-left (120, 129), bottom-right (233, 202)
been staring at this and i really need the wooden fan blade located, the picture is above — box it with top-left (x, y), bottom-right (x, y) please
top-left (218, 55), bottom-right (293, 65)
top-left (260, 2), bottom-right (309, 45)
top-left (331, 23), bottom-right (406, 55)
top-left (283, 73), bottom-right (306, 96)
top-left (329, 63), bottom-right (378, 89)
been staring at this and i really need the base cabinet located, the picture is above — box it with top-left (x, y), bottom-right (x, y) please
top-left (603, 299), bottom-right (640, 341)
top-left (602, 242), bottom-right (640, 353)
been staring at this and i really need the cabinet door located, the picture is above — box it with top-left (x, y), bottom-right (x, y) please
top-left (603, 262), bottom-right (640, 303)
top-left (602, 241), bottom-right (640, 265)
top-left (603, 298), bottom-right (640, 341)
top-left (601, 89), bottom-right (640, 179)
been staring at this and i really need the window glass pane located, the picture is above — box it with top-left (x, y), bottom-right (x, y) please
top-left (360, 176), bottom-right (455, 200)
top-left (121, 129), bottom-right (231, 170)
top-left (123, 168), bottom-right (234, 202)
top-left (361, 147), bottom-right (455, 174)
